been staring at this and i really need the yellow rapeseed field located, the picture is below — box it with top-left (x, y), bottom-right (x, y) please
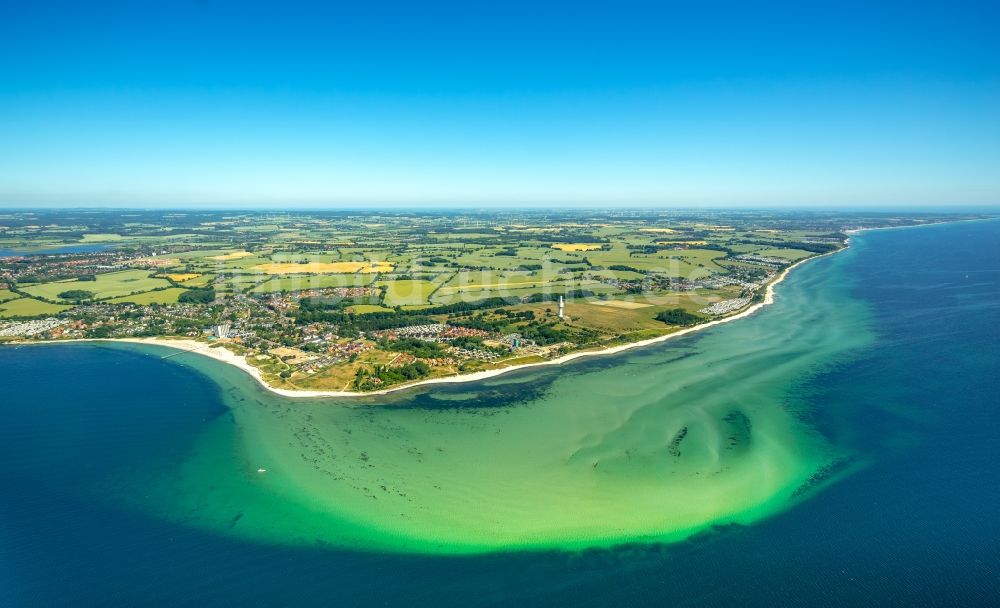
top-left (550, 243), bottom-right (603, 252)
top-left (210, 251), bottom-right (254, 261)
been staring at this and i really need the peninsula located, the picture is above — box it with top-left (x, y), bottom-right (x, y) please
top-left (0, 209), bottom-right (984, 395)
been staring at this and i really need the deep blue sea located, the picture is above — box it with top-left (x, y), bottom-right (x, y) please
top-left (1, 220), bottom-right (998, 606)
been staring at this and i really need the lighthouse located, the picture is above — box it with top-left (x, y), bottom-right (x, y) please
top-left (558, 295), bottom-right (564, 320)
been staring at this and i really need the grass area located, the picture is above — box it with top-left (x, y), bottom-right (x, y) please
top-left (0, 289), bottom-right (19, 303)
top-left (511, 289), bottom-right (726, 335)
top-left (434, 281), bottom-right (544, 301)
top-left (349, 304), bottom-right (394, 313)
top-left (249, 273), bottom-right (378, 293)
top-left (269, 252), bottom-right (344, 263)
top-left (587, 268), bottom-right (646, 281)
top-left (584, 245), bottom-right (728, 278)
top-left (754, 248), bottom-right (815, 261)
top-left (454, 247), bottom-right (549, 269)
top-left (0, 298), bottom-right (74, 318)
top-left (496, 354), bottom-right (547, 366)
top-left (107, 287), bottom-right (188, 304)
top-left (380, 279), bottom-right (437, 306)
top-left (21, 270), bottom-right (171, 302)
top-left (587, 299), bottom-right (653, 309)
top-left (431, 281), bottom-right (613, 304)
top-left (441, 270), bottom-right (545, 290)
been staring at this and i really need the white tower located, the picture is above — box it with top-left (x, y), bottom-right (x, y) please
top-left (558, 295), bottom-right (564, 319)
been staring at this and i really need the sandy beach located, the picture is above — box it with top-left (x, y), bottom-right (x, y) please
top-left (78, 246), bottom-right (837, 399)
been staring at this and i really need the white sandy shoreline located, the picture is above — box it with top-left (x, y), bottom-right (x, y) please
top-left (10, 218), bottom-right (985, 400)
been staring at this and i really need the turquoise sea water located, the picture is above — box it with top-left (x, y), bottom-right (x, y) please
top-left (2, 220), bottom-right (998, 605)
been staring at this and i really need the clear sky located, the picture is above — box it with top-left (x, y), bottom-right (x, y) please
top-left (1, 0), bottom-right (998, 208)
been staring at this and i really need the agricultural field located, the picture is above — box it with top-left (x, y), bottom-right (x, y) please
top-left (0, 298), bottom-right (74, 318)
top-left (107, 288), bottom-right (188, 305)
top-left (249, 274), bottom-right (379, 294)
top-left (252, 261), bottom-right (393, 274)
top-left (380, 280), bottom-right (439, 306)
top-left (348, 304), bottom-right (394, 314)
top-left (751, 248), bottom-right (815, 261)
top-left (210, 251), bottom-right (254, 261)
top-left (179, 273), bottom-right (215, 287)
top-left (159, 273), bottom-right (201, 282)
top-left (551, 243), bottom-right (603, 252)
top-left (21, 270), bottom-right (171, 302)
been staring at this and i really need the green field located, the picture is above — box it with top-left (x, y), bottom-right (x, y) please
top-left (430, 281), bottom-right (613, 304)
top-left (379, 279), bottom-right (437, 306)
top-left (584, 246), bottom-right (727, 278)
top-left (440, 270), bottom-right (546, 290)
top-left (349, 304), bottom-right (394, 313)
top-left (753, 248), bottom-right (815, 261)
top-left (21, 270), bottom-right (171, 302)
top-left (0, 298), bottom-right (74, 318)
top-left (107, 287), bottom-right (189, 304)
top-left (587, 268), bottom-right (646, 281)
top-left (249, 273), bottom-right (378, 294)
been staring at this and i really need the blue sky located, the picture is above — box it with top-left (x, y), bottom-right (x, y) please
top-left (1, 0), bottom-right (998, 207)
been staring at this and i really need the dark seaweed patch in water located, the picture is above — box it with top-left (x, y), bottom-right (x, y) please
top-left (722, 410), bottom-right (752, 451)
top-left (387, 376), bottom-right (555, 411)
top-left (667, 427), bottom-right (688, 458)
top-left (790, 456), bottom-right (855, 498)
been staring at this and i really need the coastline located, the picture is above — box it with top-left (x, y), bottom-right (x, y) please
top-left (47, 246), bottom-right (836, 399)
top-left (8, 218), bottom-right (991, 399)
